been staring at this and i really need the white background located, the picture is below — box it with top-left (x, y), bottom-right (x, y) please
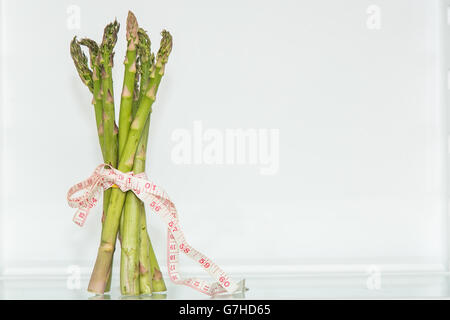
top-left (0, 0), bottom-right (449, 277)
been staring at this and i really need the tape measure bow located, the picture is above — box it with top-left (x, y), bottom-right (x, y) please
top-left (67, 164), bottom-right (245, 296)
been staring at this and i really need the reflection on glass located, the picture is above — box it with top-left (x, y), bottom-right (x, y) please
top-left (89, 294), bottom-right (111, 300)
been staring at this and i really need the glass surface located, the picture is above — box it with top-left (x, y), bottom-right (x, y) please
top-left (1, 273), bottom-right (450, 299)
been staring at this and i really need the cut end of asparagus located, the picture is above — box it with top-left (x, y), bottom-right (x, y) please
top-left (152, 279), bottom-right (167, 293)
top-left (88, 275), bottom-right (108, 294)
top-left (70, 37), bottom-right (94, 93)
top-left (126, 11), bottom-right (139, 50)
top-left (150, 268), bottom-right (167, 292)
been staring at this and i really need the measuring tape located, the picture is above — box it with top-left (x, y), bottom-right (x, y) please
top-left (67, 164), bottom-right (245, 296)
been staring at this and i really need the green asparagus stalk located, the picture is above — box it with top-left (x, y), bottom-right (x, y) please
top-left (88, 30), bottom-right (173, 294)
top-left (138, 203), bottom-right (152, 294)
top-left (132, 31), bottom-right (166, 293)
top-left (70, 37), bottom-right (105, 154)
top-left (135, 118), bottom-right (152, 294)
top-left (98, 21), bottom-right (120, 293)
top-left (137, 122), bottom-right (167, 293)
top-left (118, 11), bottom-right (139, 157)
top-left (118, 44), bottom-right (141, 259)
top-left (131, 30), bottom-right (155, 294)
top-left (70, 37), bottom-right (114, 292)
top-left (98, 20), bottom-right (120, 169)
top-left (100, 22), bottom-right (120, 237)
top-left (146, 228), bottom-right (167, 292)
top-left (119, 11), bottom-right (140, 242)
top-left (77, 38), bottom-right (105, 158)
top-left (119, 25), bottom-right (149, 296)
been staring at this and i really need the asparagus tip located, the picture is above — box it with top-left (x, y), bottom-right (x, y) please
top-left (137, 28), bottom-right (152, 67)
top-left (99, 19), bottom-right (120, 67)
top-left (70, 36), bottom-right (94, 92)
top-left (79, 38), bottom-right (99, 57)
top-left (79, 38), bottom-right (99, 68)
top-left (101, 19), bottom-right (120, 51)
top-left (157, 30), bottom-right (173, 64)
top-left (126, 11), bottom-right (139, 46)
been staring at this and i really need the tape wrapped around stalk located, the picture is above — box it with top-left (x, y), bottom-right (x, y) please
top-left (67, 164), bottom-right (246, 296)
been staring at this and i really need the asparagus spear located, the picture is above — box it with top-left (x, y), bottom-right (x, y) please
top-left (88, 30), bottom-right (173, 294)
top-left (120, 27), bottom-right (150, 295)
top-left (137, 121), bottom-right (167, 293)
top-left (138, 204), bottom-right (152, 294)
top-left (135, 118), bottom-right (152, 294)
top-left (146, 229), bottom-right (167, 292)
top-left (97, 23), bottom-right (120, 289)
top-left (122, 28), bottom-right (166, 294)
top-left (97, 21), bottom-right (120, 293)
top-left (119, 56), bottom-right (141, 245)
top-left (118, 11), bottom-right (139, 157)
top-left (118, 45), bottom-right (141, 257)
top-left (129, 48), bottom-right (164, 294)
top-left (70, 37), bottom-right (114, 292)
top-left (132, 30), bottom-right (167, 293)
top-left (119, 11), bottom-right (139, 248)
top-left (98, 20), bottom-right (120, 170)
top-left (77, 38), bottom-right (104, 156)
top-left (119, 11), bottom-right (139, 295)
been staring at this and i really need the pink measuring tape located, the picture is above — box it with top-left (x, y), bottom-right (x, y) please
top-left (67, 164), bottom-right (245, 296)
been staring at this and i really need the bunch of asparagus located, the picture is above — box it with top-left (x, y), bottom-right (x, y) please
top-left (70, 11), bottom-right (172, 296)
